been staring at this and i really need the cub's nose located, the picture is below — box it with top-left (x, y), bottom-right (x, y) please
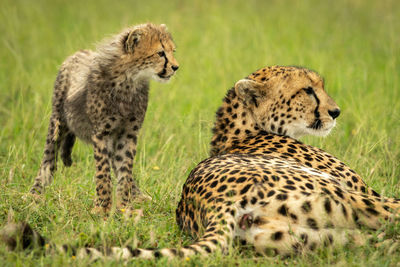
top-left (171, 65), bottom-right (179, 71)
top-left (328, 109), bottom-right (341, 119)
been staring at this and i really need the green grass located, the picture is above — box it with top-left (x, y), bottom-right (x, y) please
top-left (1, 0), bottom-right (399, 265)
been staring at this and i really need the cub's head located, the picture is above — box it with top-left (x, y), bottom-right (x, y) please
top-left (235, 66), bottom-right (340, 139)
top-left (117, 23), bottom-right (179, 81)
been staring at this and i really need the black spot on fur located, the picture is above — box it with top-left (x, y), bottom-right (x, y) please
top-left (341, 204), bottom-right (348, 218)
top-left (276, 194), bottom-right (288, 201)
top-left (240, 199), bottom-right (248, 208)
top-left (283, 185), bottom-right (296, 191)
top-left (201, 245), bottom-right (212, 253)
top-left (307, 218), bottom-right (319, 230)
top-left (240, 184), bottom-right (252, 195)
top-left (300, 233), bottom-right (308, 245)
top-left (217, 185), bottom-right (227, 193)
top-left (237, 177), bottom-right (247, 183)
top-left (301, 201), bottom-right (312, 213)
top-left (305, 183), bottom-right (314, 190)
top-left (278, 204), bottom-right (289, 216)
top-left (271, 231), bottom-right (283, 241)
top-left (366, 208), bottom-right (379, 216)
top-left (324, 198), bottom-right (332, 213)
top-left (210, 181), bottom-right (218, 188)
top-left (362, 198), bottom-right (374, 207)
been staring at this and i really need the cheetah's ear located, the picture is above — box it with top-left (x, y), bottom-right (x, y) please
top-left (234, 79), bottom-right (265, 108)
top-left (122, 28), bottom-right (143, 54)
top-left (160, 24), bottom-right (168, 30)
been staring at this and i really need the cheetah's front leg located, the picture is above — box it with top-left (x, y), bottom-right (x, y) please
top-left (91, 133), bottom-right (113, 214)
top-left (113, 128), bottom-right (150, 211)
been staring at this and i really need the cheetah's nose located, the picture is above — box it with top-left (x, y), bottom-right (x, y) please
top-left (328, 109), bottom-right (341, 119)
top-left (171, 65), bottom-right (179, 71)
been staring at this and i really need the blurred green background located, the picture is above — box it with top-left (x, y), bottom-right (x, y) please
top-left (0, 0), bottom-right (399, 266)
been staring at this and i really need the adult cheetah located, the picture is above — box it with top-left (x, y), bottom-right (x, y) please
top-left (3, 66), bottom-right (399, 260)
top-left (29, 23), bottom-right (179, 214)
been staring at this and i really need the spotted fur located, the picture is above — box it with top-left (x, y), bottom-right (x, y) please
top-left (5, 66), bottom-right (399, 260)
top-left (29, 23), bottom-right (179, 214)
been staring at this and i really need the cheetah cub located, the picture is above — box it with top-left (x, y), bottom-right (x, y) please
top-left (29, 23), bottom-right (179, 214)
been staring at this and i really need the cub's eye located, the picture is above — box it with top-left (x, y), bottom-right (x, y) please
top-left (158, 51), bottom-right (165, 57)
top-left (304, 87), bottom-right (314, 95)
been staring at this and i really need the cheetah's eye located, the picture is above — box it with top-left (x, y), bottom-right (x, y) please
top-left (304, 87), bottom-right (314, 95)
top-left (158, 51), bottom-right (165, 57)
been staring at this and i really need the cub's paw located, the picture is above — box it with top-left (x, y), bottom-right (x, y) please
top-left (91, 205), bottom-right (111, 217)
top-left (118, 207), bottom-right (144, 221)
top-left (22, 192), bottom-right (43, 203)
top-left (134, 192), bottom-right (152, 203)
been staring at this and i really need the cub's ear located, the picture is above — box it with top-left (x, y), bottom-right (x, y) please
top-left (122, 28), bottom-right (143, 54)
top-left (160, 24), bottom-right (168, 30)
top-left (234, 79), bottom-right (265, 108)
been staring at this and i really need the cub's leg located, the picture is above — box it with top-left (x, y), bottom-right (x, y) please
top-left (30, 116), bottom-right (66, 194)
top-left (30, 69), bottom-right (69, 195)
top-left (113, 126), bottom-right (148, 210)
top-left (91, 132), bottom-right (114, 214)
top-left (60, 131), bottom-right (75, 167)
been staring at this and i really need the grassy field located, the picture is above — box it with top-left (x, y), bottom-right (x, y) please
top-left (0, 0), bottom-right (399, 265)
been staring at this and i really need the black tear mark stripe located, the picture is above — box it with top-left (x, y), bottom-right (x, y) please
top-left (304, 87), bottom-right (322, 129)
top-left (161, 54), bottom-right (168, 74)
top-left (159, 42), bottom-right (168, 76)
top-left (306, 87), bottom-right (320, 118)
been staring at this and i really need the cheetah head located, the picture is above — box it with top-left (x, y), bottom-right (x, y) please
top-left (120, 23), bottom-right (179, 82)
top-left (235, 66), bottom-right (340, 139)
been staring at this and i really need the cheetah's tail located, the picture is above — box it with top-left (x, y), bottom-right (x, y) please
top-left (0, 222), bottom-right (233, 260)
